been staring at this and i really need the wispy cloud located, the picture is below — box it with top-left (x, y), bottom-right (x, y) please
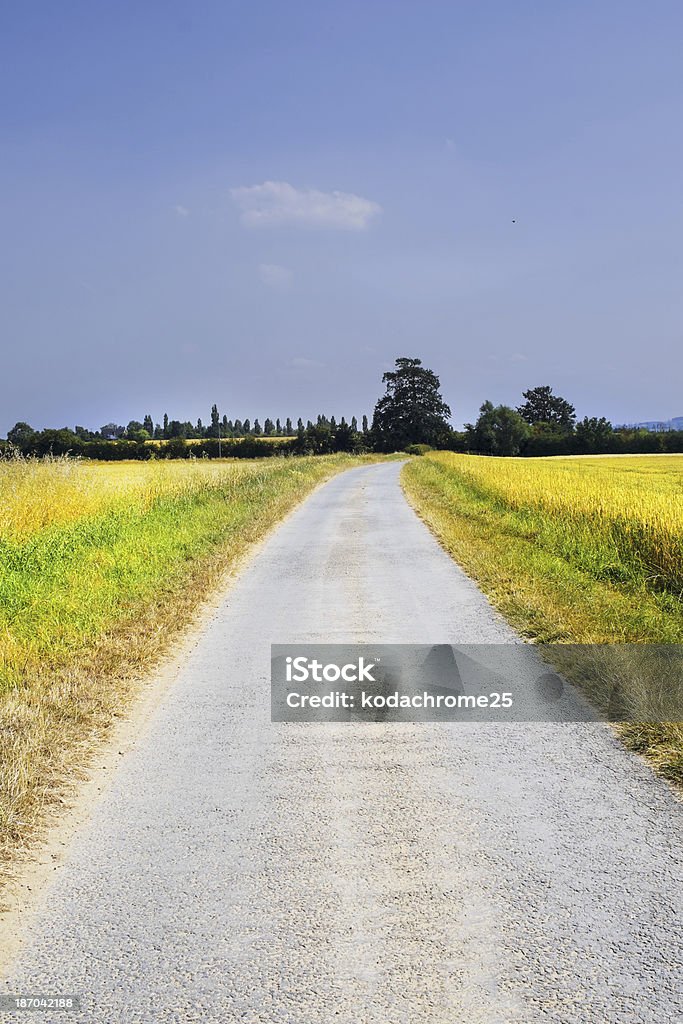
top-left (288, 356), bottom-right (323, 369)
top-left (258, 263), bottom-right (293, 291)
top-left (174, 204), bottom-right (190, 217)
top-left (231, 181), bottom-right (381, 230)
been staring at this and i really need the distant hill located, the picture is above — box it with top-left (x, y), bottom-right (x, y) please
top-left (622, 416), bottom-right (683, 431)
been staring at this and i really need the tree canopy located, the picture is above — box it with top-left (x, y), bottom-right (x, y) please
top-left (517, 386), bottom-right (576, 429)
top-left (371, 357), bottom-right (451, 451)
top-left (465, 402), bottom-right (530, 456)
top-left (7, 422), bottom-right (36, 447)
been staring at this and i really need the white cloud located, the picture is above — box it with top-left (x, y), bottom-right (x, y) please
top-left (231, 181), bottom-right (381, 230)
top-left (258, 263), bottom-right (293, 291)
top-left (174, 204), bottom-right (190, 217)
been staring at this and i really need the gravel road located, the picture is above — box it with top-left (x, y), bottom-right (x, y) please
top-left (2, 462), bottom-right (682, 1023)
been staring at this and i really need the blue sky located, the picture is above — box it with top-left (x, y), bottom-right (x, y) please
top-left (2, 1), bottom-right (682, 432)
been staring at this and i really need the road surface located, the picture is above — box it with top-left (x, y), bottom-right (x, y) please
top-left (2, 462), bottom-right (682, 1022)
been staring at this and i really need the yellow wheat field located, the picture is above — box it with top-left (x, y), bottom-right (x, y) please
top-left (424, 453), bottom-right (683, 592)
top-left (403, 452), bottom-right (683, 782)
top-left (443, 453), bottom-right (683, 525)
top-left (0, 455), bottom-right (288, 541)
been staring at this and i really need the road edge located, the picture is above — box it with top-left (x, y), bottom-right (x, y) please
top-left (0, 462), bottom-right (378, 974)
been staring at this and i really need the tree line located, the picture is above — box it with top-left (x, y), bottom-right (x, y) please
top-left (3, 412), bottom-right (373, 459)
top-left (3, 359), bottom-right (683, 459)
top-left (371, 362), bottom-right (683, 457)
top-left (7, 407), bottom-right (354, 444)
top-left (459, 388), bottom-right (683, 457)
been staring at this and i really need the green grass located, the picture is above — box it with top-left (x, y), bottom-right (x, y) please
top-left (0, 454), bottom-right (378, 864)
top-left (1, 463), bottom-right (317, 681)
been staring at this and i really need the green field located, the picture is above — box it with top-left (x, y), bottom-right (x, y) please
top-left (0, 454), bottom-right (377, 862)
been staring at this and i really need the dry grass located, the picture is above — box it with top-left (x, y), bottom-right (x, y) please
top-left (0, 453), bottom-right (377, 870)
top-left (403, 452), bottom-right (683, 782)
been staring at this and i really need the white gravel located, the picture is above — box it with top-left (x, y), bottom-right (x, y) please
top-left (2, 462), bottom-right (682, 1022)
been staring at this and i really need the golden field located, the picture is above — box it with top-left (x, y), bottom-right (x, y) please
top-left (403, 452), bottom-right (683, 780)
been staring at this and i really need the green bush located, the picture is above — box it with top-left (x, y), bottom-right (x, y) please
top-left (405, 443), bottom-right (433, 456)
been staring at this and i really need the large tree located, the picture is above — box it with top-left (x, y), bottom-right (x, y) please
top-left (575, 416), bottom-right (614, 454)
top-left (7, 421), bottom-right (36, 447)
top-left (517, 385), bottom-right (576, 430)
top-left (465, 402), bottom-right (530, 456)
top-left (372, 357), bottom-right (451, 451)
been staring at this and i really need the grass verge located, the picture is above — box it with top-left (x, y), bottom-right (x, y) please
top-left (402, 452), bottom-right (683, 783)
top-left (0, 454), bottom-right (379, 869)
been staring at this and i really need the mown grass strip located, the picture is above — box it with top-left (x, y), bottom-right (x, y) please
top-left (402, 452), bottom-right (683, 782)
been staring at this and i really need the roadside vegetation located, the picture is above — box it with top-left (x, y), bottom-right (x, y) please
top-left (402, 452), bottom-right (683, 782)
top-left (0, 453), bottom-right (380, 866)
